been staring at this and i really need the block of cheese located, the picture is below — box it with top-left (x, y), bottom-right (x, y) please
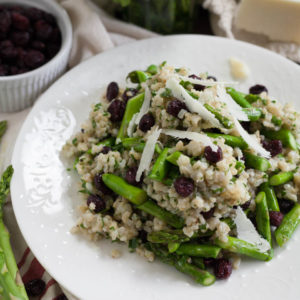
top-left (235, 0), bottom-right (300, 45)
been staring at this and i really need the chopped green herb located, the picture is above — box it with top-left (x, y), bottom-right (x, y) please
top-left (161, 88), bottom-right (172, 98)
top-left (72, 138), bottom-right (78, 145)
top-left (92, 119), bottom-right (96, 128)
top-left (128, 238), bottom-right (138, 252)
top-left (271, 116), bottom-right (282, 126)
top-left (94, 103), bottom-right (102, 111)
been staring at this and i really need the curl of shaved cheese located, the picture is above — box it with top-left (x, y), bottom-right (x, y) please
top-left (166, 78), bottom-right (220, 128)
top-left (162, 129), bottom-right (217, 151)
top-left (216, 84), bottom-right (249, 121)
top-left (127, 113), bottom-right (138, 137)
top-left (179, 75), bottom-right (238, 87)
top-left (235, 207), bottom-right (270, 252)
top-left (136, 127), bottom-right (161, 182)
top-left (135, 84), bottom-right (151, 125)
top-left (233, 118), bottom-right (270, 158)
top-left (178, 109), bottom-right (187, 119)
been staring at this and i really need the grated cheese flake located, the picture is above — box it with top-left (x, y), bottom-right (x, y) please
top-left (136, 127), bottom-right (161, 182)
top-left (216, 84), bottom-right (249, 121)
top-left (235, 207), bottom-right (270, 252)
top-left (127, 113), bottom-right (138, 137)
top-left (162, 129), bottom-right (218, 151)
top-left (135, 84), bottom-right (151, 125)
top-left (179, 75), bottom-right (238, 87)
top-left (166, 78), bottom-right (220, 128)
top-left (233, 118), bottom-right (270, 158)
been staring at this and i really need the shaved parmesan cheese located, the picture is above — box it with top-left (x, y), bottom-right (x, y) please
top-left (178, 109), bottom-right (187, 119)
top-left (166, 78), bottom-right (220, 128)
top-left (136, 127), bottom-right (161, 182)
top-left (135, 84), bottom-right (151, 125)
top-left (229, 57), bottom-right (250, 80)
top-left (216, 84), bottom-right (249, 121)
top-left (127, 113), bottom-right (138, 137)
top-left (179, 75), bottom-right (237, 87)
top-left (162, 129), bottom-right (217, 151)
top-left (235, 207), bottom-right (270, 252)
top-left (233, 118), bottom-right (270, 158)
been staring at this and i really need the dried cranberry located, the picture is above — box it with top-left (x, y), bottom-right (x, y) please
top-left (138, 113), bottom-right (155, 132)
top-left (93, 173), bottom-right (112, 195)
top-left (108, 99), bottom-right (126, 122)
top-left (240, 200), bottom-right (251, 210)
top-left (9, 66), bottom-right (19, 75)
top-left (31, 40), bottom-right (46, 51)
top-left (262, 140), bottom-right (282, 157)
top-left (279, 199), bottom-right (294, 214)
top-left (44, 12), bottom-right (56, 25)
top-left (25, 279), bottom-right (46, 297)
top-left (0, 45), bottom-right (18, 60)
top-left (0, 10), bottom-right (11, 33)
top-left (49, 27), bottom-right (61, 44)
top-left (24, 50), bottom-right (45, 69)
top-left (174, 177), bottom-right (194, 197)
top-left (207, 75), bottom-right (217, 81)
top-left (10, 31), bottom-right (30, 46)
top-left (125, 167), bottom-right (141, 186)
top-left (122, 88), bottom-right (138, 103)
top-left (101, 146), bottom-right (111, 154)
top-left (46, 43), bottom-right (60, 58)
top-left (214, 259), bottom-right (232, 279)
top-left (203, 258), bottom-right (216, 268)
top-left (202, 207), bottom-right (215, 219)
top-left (11, 12), bottom-right (30, 31)
top-left (269, 211), bottom-right (284, 227)
top-left (87, 194), bottom-right (106, 213)
top-left (0, 64), bottom-right (8, 76)
top-left (34, 20), bottom-right (53, 41)
top-left (166, 99), bottom-right (187, 117)
top-left (204, 146), bottom-right (223, 164)
top-left (189, 74), bottom-right (202, 80)
top-left (240, 121), bottom-right (251, 132)
top-left (249, 84), bottom-right (268, 95)
top-left (194, 84), bottom-right (205, 91)
top-left (138, 230), bottom-right (148, 243)
top-left (16, 47), bottom-right (27, 67)
top-left (25, 7), bottom-right (44, 21)
top-left (0, 40), bottom-right (13, 50)
top-left (106, 81), bottom-right (119, 101)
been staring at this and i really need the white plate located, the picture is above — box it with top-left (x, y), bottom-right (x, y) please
top-left (11, 35), bottom-right (300, 300)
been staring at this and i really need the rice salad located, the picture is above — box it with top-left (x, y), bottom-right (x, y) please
top-left (62, 62), bottom-right (300, 286)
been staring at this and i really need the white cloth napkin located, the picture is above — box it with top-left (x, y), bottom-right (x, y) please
top-left (1, 0), bottom-right (299, 299)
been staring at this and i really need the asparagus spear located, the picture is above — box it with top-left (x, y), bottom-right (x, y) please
top-left (255, 192), bottom-right (272, 245)
top-left (102, 174), bottom-right (184, 228)
top-left (147, 243), bottom-right (216, 286)
top-left (214, 236), bottom-right (270, 261)
top-left (226, 87), bottom-right (252, 108)
top-left (116, 93), bottom-right (145, 141)
top-left (203, 104), bottom-right (234, 129)
top-left (102, 173), bottom-right (147, 205)
top-left (244, 152), bottom-right (271, 172)
top-left (262, 128), bottom-right (297, 151)
top-left (121, 137), bottom-right (162, 153)
top-left (138, 200), bottom-right (184, 229)
top-left (176, 243), bottom-right (221, 258)
top-left (166, 151), bottom-right (182, 165)
top-left (259, 182), bottom-right (280, 211)
top-left (0, 166), bottom-right (28, 300)
top-left (148, 148), bottom-right (170, 181)
top-left (205, 133), bottom-right (248, 150)
top-left (147, 230), bottom-right (189, 244)
top-left (275, 203), bottom-right (300, 247)
top-left (0, 121), bottom-right (7, 141)
top-left (269, 171), bottom-right (294, 186)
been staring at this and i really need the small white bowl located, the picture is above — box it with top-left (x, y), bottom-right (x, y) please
top-left (0, 0), bottom-right (72, 113)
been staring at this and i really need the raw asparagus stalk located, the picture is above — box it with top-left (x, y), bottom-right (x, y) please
top-left (275, 203), bottom-right (300, 247)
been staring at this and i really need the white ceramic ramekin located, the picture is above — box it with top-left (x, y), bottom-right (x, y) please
top-left (0, 0), bottom-right (72, 113)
